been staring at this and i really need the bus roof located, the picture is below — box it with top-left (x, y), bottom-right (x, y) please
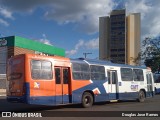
top-left (71, 58), bottom-right (146, 69)
top-left (10, 54), bottom-right (147, 70)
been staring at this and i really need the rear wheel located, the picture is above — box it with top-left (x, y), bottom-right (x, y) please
top-left (138, 90), bottom-right (145, 102)
top-left (82, 92), bottom-right (93, 108)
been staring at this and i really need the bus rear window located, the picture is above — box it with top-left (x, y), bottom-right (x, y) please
top-left (31, 60), bottom-right (53, 80)
top-left (9, 73), bottom-right (22, 80)
top-left (7, 58), bottom-right (24, 81)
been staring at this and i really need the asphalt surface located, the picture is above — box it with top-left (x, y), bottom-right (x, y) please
top-left (0, 94), bottom-right (160, 120)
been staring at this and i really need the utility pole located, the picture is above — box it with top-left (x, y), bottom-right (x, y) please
top-left (83, 53), bottom-right (92, 58)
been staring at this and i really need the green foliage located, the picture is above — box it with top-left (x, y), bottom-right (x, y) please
top-left (141, 37), bottom-right (160, 72)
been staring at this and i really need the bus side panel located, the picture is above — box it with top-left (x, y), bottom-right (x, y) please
top-left (116, 81), bottom-right (139, 100)
top-left (24, 55), bottom-right (72, 106)
top-left (25, 55), bottom-right (56, 105)
top-left (71, 80), bottom-right (109, 103)
top-left (71, 80), bottom-right (92, 103)
top-left (116, 69), bottom-right (138, 100)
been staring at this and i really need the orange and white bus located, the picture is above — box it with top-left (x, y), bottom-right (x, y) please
top-left (7, 54), bottom-right (154, 107)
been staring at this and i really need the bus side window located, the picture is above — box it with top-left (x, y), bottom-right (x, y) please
top-left (133, 69), bottom-right (144, 81)
top-left (90, 65), bottom-right (105, 80)
top-left (31, 60), bottom-right (53, 80)
top-left (121, 68), bottom-right (133, 81)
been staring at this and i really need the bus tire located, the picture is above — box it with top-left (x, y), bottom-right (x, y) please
top-left (82, 92), bottom-right (93, 108)
top-left (138, 90), bottom-right (145, 102)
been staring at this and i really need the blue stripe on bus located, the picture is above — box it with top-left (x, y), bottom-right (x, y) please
top-left (8, 91), bottom-right (154, 106)
top-left (25, 82), bottom-right (30, 103)
top-left (72, 80), bottom-right (108, 103)
top-left (29, 95), bottom-right (71, 105)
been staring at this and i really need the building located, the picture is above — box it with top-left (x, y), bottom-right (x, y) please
top-left (0, 36), bottom-right (65, 89)
top-left (99, 9), bottom-right (140, 65)
top-left (127, 13), bottom-right (141, 65)
top-left (99, 16), bottom-right (110, 60)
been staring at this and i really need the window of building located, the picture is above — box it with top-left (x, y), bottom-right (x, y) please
top-left (121, 68), bottom-right (133, 81)
top-left (31, 60), bottom-right (52, 80)
top-left (90, 65), bottom-right (105, 80)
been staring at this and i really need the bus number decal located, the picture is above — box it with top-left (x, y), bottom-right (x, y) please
top-left (131, 85), bottom-right (138, 91)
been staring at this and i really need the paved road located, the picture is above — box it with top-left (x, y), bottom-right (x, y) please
top-left (0, 95), bottom-right (160, 120)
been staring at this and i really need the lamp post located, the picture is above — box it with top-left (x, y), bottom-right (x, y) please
top-left (83, 53), bottom-right (92, 58)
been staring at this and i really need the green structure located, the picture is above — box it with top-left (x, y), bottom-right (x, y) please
top-left (0, 36), bottom-right (65, 56)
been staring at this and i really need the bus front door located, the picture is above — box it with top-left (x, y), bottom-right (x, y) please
top-left (108, 70), bottom-right (119, 100)
top-left (146, 73), bottom-right (154, 97)
top-left (55, 67), bottom-right (70, 104)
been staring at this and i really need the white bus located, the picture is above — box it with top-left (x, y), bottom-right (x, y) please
top-left (153, 73), bottom-right (160, 94)
top-left (103, 63), bottom-right (154, 102)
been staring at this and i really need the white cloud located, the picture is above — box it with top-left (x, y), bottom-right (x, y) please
top-left (39, 34), bottom-right (52, 45)
top-left (66, 38), bottom-right (99, 56)
top-left (0, 18), bottom-right (9, 26)
top-left (0, 7), bottom-right (14, 19)
top-left (0, 0), bottom-right (115, 34)
top-left (66, 49), bottom-right (77, 56)
top-left (125, 0), bottom-right (160, 38)
top-left (0, 0), bottom-right (160, 40)
top-left (85, 38), bottom-right (99, 49)
top-left (45, 0), bottom-right (115, 34)
top-left (66, 40), bottom-right (84, 56)
top-left (125, 0), bottom-right (152, 19)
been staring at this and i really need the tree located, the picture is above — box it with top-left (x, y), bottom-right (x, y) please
top-left (130, 52), bottom-right (141, 66)
top-left (141, 37), bottom-right (160, 72)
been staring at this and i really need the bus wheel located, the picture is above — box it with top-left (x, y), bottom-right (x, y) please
top-left (138, 90), bottom-right (145, 102)
top-left (82, 92), bottom-right (93, 108)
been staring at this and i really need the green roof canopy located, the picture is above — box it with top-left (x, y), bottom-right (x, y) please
top-left (0, 36), bottom-right (65, 57)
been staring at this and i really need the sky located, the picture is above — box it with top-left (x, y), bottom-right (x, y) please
top-left (0, 0), bottom-right (160, 59)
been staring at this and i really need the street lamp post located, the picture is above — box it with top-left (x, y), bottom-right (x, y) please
top-left (83, 53), bottom-right (92, 58)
